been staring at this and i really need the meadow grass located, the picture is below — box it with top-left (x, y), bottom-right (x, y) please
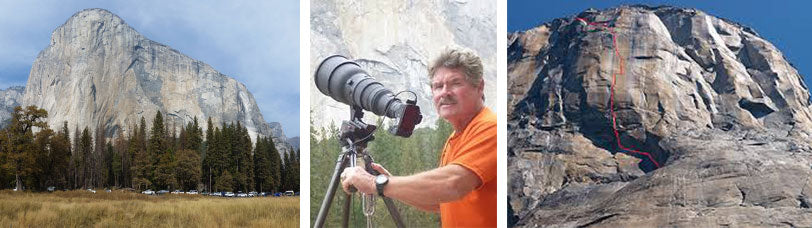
top-left (0, 190), bottom-right (299, 227)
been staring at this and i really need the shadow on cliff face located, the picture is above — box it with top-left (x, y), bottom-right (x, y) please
top-left (512, 89), bottom-right (673, 173)
top-left (576, 106), bottom-right (671, 173)
top-left (508, 196), bottom-right (519, 227)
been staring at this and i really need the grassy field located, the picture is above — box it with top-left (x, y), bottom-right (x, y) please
top-left (0, 190), bottom-right (299, 227)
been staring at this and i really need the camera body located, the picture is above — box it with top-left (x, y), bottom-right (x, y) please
top-left (389, 99), bottom-right (420, 137)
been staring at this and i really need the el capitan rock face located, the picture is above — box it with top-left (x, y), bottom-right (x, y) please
top-left (17, 8), bottom-right (292, 154)
top-left (310, 0), bottom-right (496, 130)
top-left (0, 86), bottom-right (24, 127)
top-left (509, 5), bottom-right (812, 227)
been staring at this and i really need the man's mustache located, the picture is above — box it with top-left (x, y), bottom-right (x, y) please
top-left (438, 96), bottom-right (457, 105)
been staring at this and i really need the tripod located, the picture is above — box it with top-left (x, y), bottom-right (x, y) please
top-left (314, 106), bottom-right (406, 228)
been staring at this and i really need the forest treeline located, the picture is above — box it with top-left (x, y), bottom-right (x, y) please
top-left (0, 105), bottom-right (299, 193)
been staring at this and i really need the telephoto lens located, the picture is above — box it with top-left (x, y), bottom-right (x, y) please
top-left (314, 55), bottom-right (404, 118)
top-left (315, 55), bottom-right (422, 137)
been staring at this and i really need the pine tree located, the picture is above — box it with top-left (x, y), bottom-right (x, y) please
top-left (234, 122), bottom-right (253, 192)
top-left (175, 149), bottom-right (201, 191)
top-left (106, 142), bottom-right (115, 187)
top-left (31, 124), bottom-right (54, 190)
top-left (222, 122), bottom-right (237, 191)
top-left (179, 116), bottom-right (203, 191)
top-left (268, 138), bottom-right (281, 192)
top-left (253, 137), bottom-right (271, 192)
top-left (80, 127), bottom-right (93, 189)
top-left (154, 148), bottom-right (176, 190)
top-left (149, 111), bottom-right (169, 189)
top-left (178, 125), bottom-right (187, 150)
top-left (293, 149), bottom-right (300, 191)
top-left (114, 128), bottom-right (129, 188)
top-left (281, 151), bottom-right (291, 191)
top-left (72, 126), bottom-right (82, 189)
top-left (51, 122), bottom-right (72, 189)
top-left (189, 117), bottom-right (202, 152)
top-left (206, 123), bottom-right (232, 192)
top-left (203, 117), bottom-right (214, 191)
top-left (213, 126), bottom-right (226, 190)
top-left (131, 117), bottom-right (152, 190)
top-left (94, 124), bottom-right (107, 188)
top-left (214, 170), bottom-right (234, 192)
top-left (111, 141), bottom-right (121, 188)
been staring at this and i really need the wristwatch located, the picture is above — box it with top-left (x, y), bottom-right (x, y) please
top-left (375, 174), bottom-right (389, 197)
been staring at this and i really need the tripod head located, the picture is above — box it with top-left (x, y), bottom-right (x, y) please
top-left (339, 105), bottom-right (377, 149)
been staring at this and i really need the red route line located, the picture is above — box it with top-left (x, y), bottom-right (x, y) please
top-left (576, 17), bottom-right (662, 169)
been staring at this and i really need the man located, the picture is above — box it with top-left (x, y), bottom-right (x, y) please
top-left (341, 48), bottom-right (496, 227)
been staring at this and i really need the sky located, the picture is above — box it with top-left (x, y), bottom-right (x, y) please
top-left (0, 0), bottom-right (300, 137)
top-left (509, 0), bottom-right (812, 89)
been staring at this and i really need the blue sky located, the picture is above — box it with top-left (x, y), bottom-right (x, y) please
top-left (509, 0), bottom-right (812, 89)
top-left (0, 0), bottom-right (300, 137)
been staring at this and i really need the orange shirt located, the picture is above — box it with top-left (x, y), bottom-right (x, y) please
top-left (439, 107), bottom-right (497, 228)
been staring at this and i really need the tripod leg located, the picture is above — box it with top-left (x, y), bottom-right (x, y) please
top-left (314, 153), bottom-right (349, 228)
top-left (361, 153), bottom-right (405, 228)
top-left (383, 197), bottom-right (406, 228)
top-left (342, 191), bottom-right (352, 228)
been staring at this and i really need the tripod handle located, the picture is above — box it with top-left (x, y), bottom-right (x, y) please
top-left (363, 154), bottom-right (379, 175)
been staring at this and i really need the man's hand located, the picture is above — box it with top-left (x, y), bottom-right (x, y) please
top-left (340, 166), bottom-right (376, 195)
top-left (369, 163), bottom-right (391, 176)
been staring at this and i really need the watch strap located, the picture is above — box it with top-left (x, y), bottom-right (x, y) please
top-left (376, 175), bottom-right (387, 197)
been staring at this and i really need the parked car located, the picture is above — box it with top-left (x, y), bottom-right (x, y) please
top-left (157, 190), bottom-right (170, 195)
top-left (87, 189), bottom-right (96, 194)
top-left (142, 189), bottom-right (155, 195)
top-left (225, 192), bottom-right (235, 197)
top-left (171, 190), bottom-right (183, 194)
top-left (259, 192), bottom-right (267, 197)
top-left (211, 192), bottom-right (222, 197)
top-left (248, 191), bottom-right (257, 197)
top-left (47, 186), bottom-right (56, 192)
top-left (284, 191), bottom-right (294, 196)
top-left (105, 189), bottom-right (112, 193)
top-left (12, 187), bottom-right (18, 192)
top-left (273, 192), bottom-right (282, 197)
top-left (237, 192), bottom-right (248, 197)
top-left (187, 190), bottom-right (198, 195)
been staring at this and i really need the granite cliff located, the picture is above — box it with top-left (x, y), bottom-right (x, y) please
top-left (8, 8), bottom-right (292, 154)
top-left (0, 86), bottom-right (24, 128)
top-left (310, 0), bottom-right (496, 130)
top-left (509, 5), bottom-right (812, 227)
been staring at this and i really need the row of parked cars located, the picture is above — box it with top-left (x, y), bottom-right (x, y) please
top-left (206, 190), bottom-right (298, 197)
top-left (20, 187), bottom-right (111, 193)
top-left (140, 189), bottom-right (298, 197)
top-left (141, 189), bottom-right (199, 195)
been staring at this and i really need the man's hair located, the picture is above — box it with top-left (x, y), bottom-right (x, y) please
top-left (428, 48), bottom-right (483, 87)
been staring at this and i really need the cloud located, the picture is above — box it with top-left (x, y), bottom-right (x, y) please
top-left (0, 0), bottom-right (300, 136)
